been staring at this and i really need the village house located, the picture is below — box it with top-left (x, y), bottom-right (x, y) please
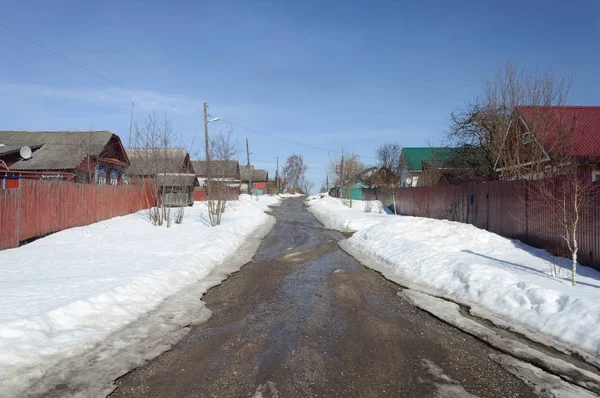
top-left (191, 160), bottom-right (241, 187)
top-left (239, 165), bottom-right (269, 195)
top-left (0, 131), bottom-right (129, 184)
top-left (398, 147), bottom-right (460, 187)
top-left (252, 169), bottom-right (269, 195)
top-left (496, 106), bottom-right (600, 181)
top-left (125, 148), bottom-right (197, 206)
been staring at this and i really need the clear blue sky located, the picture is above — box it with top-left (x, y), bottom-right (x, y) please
top-left (1, 0), bottom-right (598, 191)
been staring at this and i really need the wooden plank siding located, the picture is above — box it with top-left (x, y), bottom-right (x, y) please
top-left (0, 188), bottom-right (19, 250)
top-left (0, 180), bottom-right (149, 249)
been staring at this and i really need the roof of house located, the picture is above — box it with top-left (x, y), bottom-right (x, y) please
top-left (126, 148), bottom-right (189, 176)
top-left (0, 131), bottom-right (116, 170)
top-left (155, 173), bottom-right (197, 187)
top-left (518, 106), bottom-right (600, 160)
top-left (401, 147), bottom-right (460, 171)
top-left (240, 165), bottom-right (254, 181)
top-left (253, 169), bottom-right (268, 182)
top-left (191, 160), bottom-right (240, 179)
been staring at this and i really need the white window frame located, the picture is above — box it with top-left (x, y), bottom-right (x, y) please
top-left (592, 170), bottom-right (600, 182)
top-left (522, 131), bottom-right (532, 144)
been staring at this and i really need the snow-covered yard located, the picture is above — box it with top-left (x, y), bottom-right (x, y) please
top-left (306, 195), bottom-right (600, 359)
top-left (0, 194), bottom-right (279, 396)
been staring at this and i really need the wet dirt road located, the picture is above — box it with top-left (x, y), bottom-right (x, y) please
top-left (111, 198), bottom-right (535, 397)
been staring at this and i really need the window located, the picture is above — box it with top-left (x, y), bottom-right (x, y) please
top-left (592, 171), bottom-right (600, 182)
top-left (110, 170), bottom-right (118, 185)
top-left (522, 131), bottom-right (532, 144)
top-left (95, 166), bottom-right (107, 184)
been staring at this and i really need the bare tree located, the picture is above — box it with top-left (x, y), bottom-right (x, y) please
top-left (375, 142), bottom-right (402, 214)
top-left (452, 61), bottom-right (596, 286)
top-left (447, 61), bottom-right (571, 180)
top-left (206, 128), bottom-right (240, 226)
top-left (507, 110), bottom-right (597, 287)
top-left (282, 154), bottom-right (307, 193)
top-left (328, 151), bottom-right (364, 208)
top-left (376, 142), bottom-right (402, 174)
top-left (130, 111), bottom-right (189, 227)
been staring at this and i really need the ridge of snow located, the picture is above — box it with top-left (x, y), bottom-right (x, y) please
top-left (307, 195), bottom-right (600, 358)
top-left (0, 194), bottom-right (279, 396)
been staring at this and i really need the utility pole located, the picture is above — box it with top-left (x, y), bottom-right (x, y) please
top-left (128, 102), bottom-right (135, 147)
top-left (276, 156), bottom-right (279, 194)
top-left (340, 154), bottom-right (344, 198)
top-left (204, 101), bottom-right (211, 199)
top-left (246, 137), bottom-right (252, 194)
top-left (326, 175), bottom-right (329, 192)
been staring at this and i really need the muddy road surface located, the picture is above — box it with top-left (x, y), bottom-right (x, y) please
top-left (111, 198), bottom-right (535, 397)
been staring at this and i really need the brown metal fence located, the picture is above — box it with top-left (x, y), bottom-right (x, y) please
top-left (376, 180), bottom-right (600, 271)
top-left (0, 180), bottom-right (149, 250)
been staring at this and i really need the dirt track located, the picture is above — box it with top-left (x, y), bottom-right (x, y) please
top-left (111, 198), bottom-right (535, 397)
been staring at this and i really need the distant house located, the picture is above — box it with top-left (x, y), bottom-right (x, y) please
top-left (398, 147), bottom-right (464, 187)
top-left (358, 166), bottom-right (398, 188)
top-left (0, 131), bottom-right (129, 184)
top-left (239, 165), bottom-right (269, 195)
top-left (497, 106), bottom-right (600, 181)
top-left (126, 148), bottom-right (197, 206)
top-left (252, 169), bottom-right (269, 195)
top-left (191, 160), bottom-right (241, 187)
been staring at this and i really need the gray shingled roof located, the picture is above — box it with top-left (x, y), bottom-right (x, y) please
top-left (0, 131), bottom-right (114, 170)
top-left (191, 160), bottom-right (240, 179)
top-left (253, 169), bottom-right (268, 182)
top-left (240, 165), bottom-right (254, 182)
top-left (126, 148), bottom-right (189, 176)
top-left (155, 173), bottom-right (197, 187)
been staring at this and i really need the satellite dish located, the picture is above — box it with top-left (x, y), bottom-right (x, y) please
top-left (20, 146), bottom-right (32, 160)
top-left (405, 177), bottom-right (412, 185)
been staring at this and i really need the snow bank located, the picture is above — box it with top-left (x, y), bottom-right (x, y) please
top-left (278, 192), bottom-right (306, 198)
top-left (0, 195), bottom-right (279, 395)
top-left (306, 195), bottom-right (391, 231)
top-left (312, 197), bottom-right (600, 357)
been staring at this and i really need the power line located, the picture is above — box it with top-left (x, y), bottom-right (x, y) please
top-left (219, 118), bottom-right (378, 161)
top-left (0, 22), bottom-right (179, 110)
top-left (1, 22), bottom-right (379, 162)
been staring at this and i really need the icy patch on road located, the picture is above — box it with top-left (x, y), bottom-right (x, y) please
top-left (421, 359), bottom-right (479, 398)
top-left (490, 354), bottom-right (599, 398)
top-left (253, 381), bottom-right (279, 398)
top-left (401, 290), bottom-right (600, 395)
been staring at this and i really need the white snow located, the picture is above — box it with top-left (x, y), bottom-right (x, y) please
top-left (306, 195), bottom-right (392, 231)
top-left (0, 194), bottom-right (279, 396)
top-left (307, 195), bottom-right (600, 358)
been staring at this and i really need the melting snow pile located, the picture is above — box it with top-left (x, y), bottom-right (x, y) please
top-left (308, 195), bottom-right (600, 357)
top-left (0, 194), bottom-right (278, 395)
top-left (306, 194), bottom-right (391, 231)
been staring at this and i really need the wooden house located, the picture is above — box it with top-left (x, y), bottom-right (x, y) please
top-left (125, 148), bottom-right (197, 206)
top-left (0, 131), bottom-right (129, 184)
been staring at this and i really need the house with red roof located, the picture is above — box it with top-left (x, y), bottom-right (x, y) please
top-left (496, 106), bottom-right (600, 182)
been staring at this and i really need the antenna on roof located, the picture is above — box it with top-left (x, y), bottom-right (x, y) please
top-left (20, 146), bottom-right (32, 160)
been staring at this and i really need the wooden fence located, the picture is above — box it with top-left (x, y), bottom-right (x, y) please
top-left (375, 179), bottom-right (600, 271)
top-left (0, 180), bottom-right (149, 250)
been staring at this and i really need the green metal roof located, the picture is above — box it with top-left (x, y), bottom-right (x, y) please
top-left (402, 147), bottom-right (460, 171)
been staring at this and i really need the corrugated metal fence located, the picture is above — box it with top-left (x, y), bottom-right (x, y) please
top-left (376, 179), bottom-right (600, 271)
top-left (0, 180), bottom-right (148, 250)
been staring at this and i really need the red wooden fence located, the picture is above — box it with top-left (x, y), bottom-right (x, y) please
top-left (0, 188), bottom-right (19, 250)
top-left (376, 179), bottom-right (600, 271)
top-left (0, 180), bottom-right (149, 250)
